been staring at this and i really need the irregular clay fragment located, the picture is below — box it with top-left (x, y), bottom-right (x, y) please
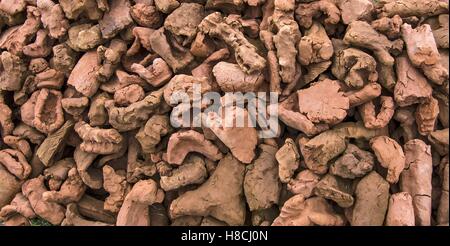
top-left (213, 62), bottom-right (264, 92)
top-left (402, 23), bottom-right (449, 85)
top-left (170, 154), bottom-right (246, 226)
top-left (67, 24), bottom-right (103, 52)
top-left (287, 170), bottom-right (320, 198)
top-left (43, 158), bottom-right (75, 191)
top-left (166, 130), bottom-right (223, 165)
top-left (394, 56), bottom-right (433, 107)
top-left (332, 48), bottom-right (378, 89)
top-left (401, 139), bottom-right (433, 226)
top-left (131, 58), bottom-right (173, 88)
top-left (0, 51), bottom-right (27, 91)
top-left (88, 92), bottom-right (111, 127)
top-left (329, 144), bottom-right (374, 179)
top-left (272, 195), bottom-right (345, 226)
top-left (136, 115), bottom-right (171, 154)
top-left (22, 176), bottom-right (66, 225)
top-left (351, 171), bottom-right (390, 226)
top-left (314, 174), bottom-right (354, 208)
top-left (0, 193), bottom-right (35, 220)
top-left (372, 15), bottom-right (403, 40)
top-left (96, 39), bottom-right (128, 83)
top-left (298, 79), bottom-right (349, 125)
top-left (160, 155), bottom-right (207, 191)
top-left (164, 3), bottom-right (205, 46)
top-left (428, 129), bottom-right (449, 156)
top-left (155, 0), bottom-right (180, 14)
top-left (105, 88), bottom-right (164, 132)
top-left (344, 21), bottom-right (403, 66)
top-left (99, 0), bottom-right (133, 39)
top-left (244, 144), bottom-right (281, 211)
top-left (437, 163), bottom-right (449, 225)
top-left (62, 203), bottom-right (113, 226)
top-left (0, 149), bottom-right (31, 180)
top-left (370, 136), bottom-right (405, 184)
top-left (37, 0), bottom-right (69, 39)
top-left (67, 51), bottom-right (101, 98)
top-left (103, 165), bottom-right (129, 213)
top-left (415, 97), bottom-right (440, 136)
top-left (130, 3), bottom-right (163, 29)
top-left (114, 84), bottom-right (145, 107)
top-left (116, 179), bottom-right (164, 226)
top-left (0, 164), bottom-right (22, 208)
top-left (339, 0), bottom-right (373, 25)
top-left (74, 121), bottom-right (123, 155)
top-left (298, 22), bottom-right (333, 66)
top-left (385, 192), bottom-right (415, 226)
top-left (295, 0), bottom-right (340, 29)
top-left (359, 96), bottom-right (395, 129)
top-left (378, 0), bottom-right (448, 18)
top-left (42, 167), bottom-right (86, 205)
top-left (199, 12), bottom-right (266, 74)
top-left (275, 138), bottom-right (300, 183)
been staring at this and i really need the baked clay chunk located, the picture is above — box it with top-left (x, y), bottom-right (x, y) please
top-left (67, 24), bottom-right (103, 52)
top-left (329, 144), bottom-right (375, 179)
top-left (37, 0), bottom-right (70, 39)
top-left (314, 174), bottom-right (354, 208)
top-left (372, 15), bottom-right (403, 40)
top-left (385, 192), bottom-right (415, 226)
top-left (96, 39), bottom-right (128, 83)
top-left (415, 97), bottom-right (440, 136)
top-left (244, 144), bottom-right (281, 211)
top-left (298, 22), bottom-right (333, 66)
top-left (170, 154), bottom-right (246, 226)
top-left (164, 3), bottom-right (205, 46)
top-left (114, 84), bottom-right (145, 107)
top-left (428, 128), bottom-right (449, 156)
top-left (136, 115), bottom-right (171, 154)
top-left (299, 130), bottom-right (347, 175)
top-left (166, 130), bottom-right (223, 165)
top-left (344, 21), bottom-right (403, 66)
top-left (62, 203), bottom-right (113, 226)
top-left (130, 2), bottom-right (162, 28)
top-left (332, 48), bottom-right (378, 89)
top-left (297, 79), bottom-right (349, 125)
top-left (287, 170), bottom-right (320, 198)
top-left (0, 149), bottom-right (31, 180)
top-left (351, 171), bottom-right (390, 226)
top-left (3, 136), bottom-right (32, 160)
top-left (359, 96), bottom-right (395, 129)
top-left (116, 179), bottom-right (164, 226)
top-left (105, 88), bottom-right (164, 132)
top-left (155, 0), bottom-right (180, 14)
top-left (378, 0), bottom-right (448, 18)
top-left (59, 0), bottom-right (106, 20)
top-left (272, 196), bottom-right (345, 226)
top-left (339, 0), bottom-right (373, 25)
top-left (0, 164), bottom-right (21, 208)
top-left (204, 106), bottom-right (258, 164)
top-left (99, 0), bottom-right (133, 39)
top-left (0, 193), bottom-right (35, 220)
top-left (370, 136), bottom-right (405, 184)
top-left (0, 51), bottom-right (27, 91)
top-left (199, 12), bottom-right (266, 74)
top-left (103, 165), bottom-right (129, 213)
top-left (437, 163), bottom-right (449, 225)
top-left (401, 23), bottom-right (449, 85)
top-left (0, 91), bottom-right (14, 137)
top-left (74, 121), bottom-right (123, 155)
top-left (213, 62), bottom-right (264, 92)
top-left (160, 155), bottom-right (207, 191)
top-left (275, 138), bottom-right (300, 183)
top-left (345, 82), bottom-right (382, 107)
top-left (192, 48), bottom-right (230, 83)
top-left (131, 58), bottom-right (173, 87)
top-left (67, 51), bottom-right (101, 98)
top-left (88, 92), bottom-right (111, 127)
top-left (43, 158), bottom-right (75, 191)
top-left (295, 0), bottom-right (340, 29)
top-left (149, 28), bottom-right (194, 73)
top-left (22, 176), bottom-right (66, 225)
top-left (394, 56), bottom-right (433, 107)
top-left (270, 0), bottom-right (301, 84)
top-left (42, 167), bottom-right (86, 205)
top-left (401, 139), bottom-right (433, 226)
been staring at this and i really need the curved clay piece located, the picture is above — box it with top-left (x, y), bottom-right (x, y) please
top-left (32, 88), bottom-right (65, 134)
top-left (298, 22), bottom-right (333, 66)
top-left (74, 121), bottom-right (123, 155)
top-left (37, 0), bottom-right (70, 39)
top-left (0, 149), bottom-right (31, 180)
top-left (3, 135), bottom-right (32, 160)
top-left (287, 170), bottom-right (320, 198)
top-left (0, 164), bottom-right (22, 208)
top-left (275, 138), bottom-right (300, 183)
top-left (0, 193), bottom-right (35, 220)
top-left (113, 84), bottom-right (145, 107)
top-left (213, 62), bottom-right (264, 92)
top-left (130, 3), bottom-right (163, 28)
top-left (295, 0), bottom-right (340, 29)
top-left (103, 165), bottom-right (129, 213)
top-left (314, 174), bottom-right (354, 208)
top-left (160, 155), bottom-right (207, 191)
top-left (379, 0), bottom-right (448, 19)
top-left (131, 58), bottom-right (173, 88)
top-left (359, 96), bottom-right (395, 129)
top-left (329, 144), bottom-right (375, 179)
top-left (372, 15), bottom-right (403, 40)
top-left (170, 154), bottom-right (246, 226)
top-left (272, 195), bottom-right (345, 226)
top-left (166, 130), bottom-right (223, 165)
top-left (136, 115), bottom-right (172, 154)
top-left (116, 179), bottom-right (164, 226)
top-left (345, 82), bottom-right (382, 107)
top-left (23, 29), bottom-right (53, 58)
top-left (43, 158), bottom-right (75, 191)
